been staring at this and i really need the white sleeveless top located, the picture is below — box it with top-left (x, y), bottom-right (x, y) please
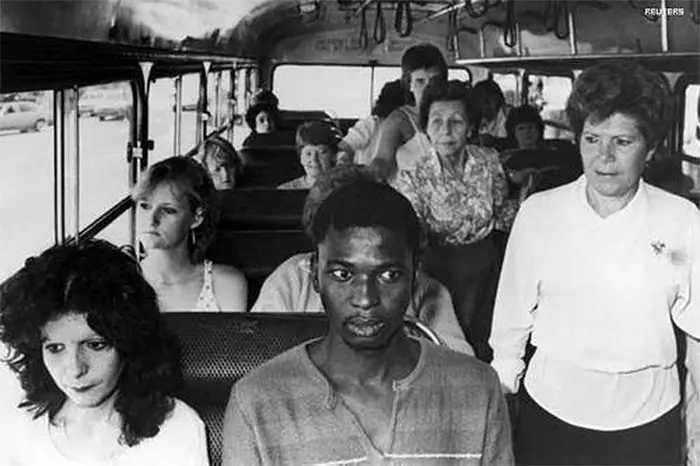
top-left (193, 260), bottom-right (221, 312)
top-left (395, 105), bottom-right (432, 173)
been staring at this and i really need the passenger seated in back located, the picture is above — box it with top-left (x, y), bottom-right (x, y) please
top-left (223, 181), bottom-right (512, 466)
top-left (278, 121), bottom-right (339, 190)
top-left (255, 164), bottom-right (473, 355)
top-left (473, 79), bottom-right (511, 146)
top-left (241, 101), bottom-right (293, 148)
top-left (0, 240), bottom-right (208, 466)
top-left (133, 156), bottom-right (248, 312)
top-left (197, 136), bottom-right (243, 190)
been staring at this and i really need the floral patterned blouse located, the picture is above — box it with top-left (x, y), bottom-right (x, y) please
top-left (393, 145), bottom-right (517, 246)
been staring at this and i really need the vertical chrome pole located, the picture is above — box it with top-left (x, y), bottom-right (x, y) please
top-left (174, 75), bottom-right (183, 156)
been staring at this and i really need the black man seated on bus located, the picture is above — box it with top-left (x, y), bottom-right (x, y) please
top-left (223, 181), bottom-right (513, 466)
top-left (368, 43), bottom-right (448, 182)
top-left (278, 120), bottom-right (341, 190)
top-left (253, 164), bottom-right (473, 355)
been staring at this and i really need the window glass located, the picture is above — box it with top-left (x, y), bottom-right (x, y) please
top-left (681, 84), bottom-right (700, 198)
top-left (275, 65), bottom-right (472, 119)
top-left (232, 67), bottom-right (251, 148)
top-left (181, 74), bottom-right (201, 153)
top-left (78, 83), bottom-right (132, 248)
top-left (208, 70), bottom-right (233, 129)
top-left (683, 84), bottom-right (700, 158)
top-left (150, 78), bottom-right (176, 164)
top-left (527, 74), bottom-right (574, 140)
top-left (0, 90), bottom-right (55, 281)
top-left (491, 73), bottom-right (519, 107)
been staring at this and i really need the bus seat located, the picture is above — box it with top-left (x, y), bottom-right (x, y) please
top-left (164, 312), bottom-right (328, 466)
top-left (217, 189), bottom-right (308, 230)
top-left (277, 109), bottom-right (333, 131)
top-left (164, 313), bottom-right (443, 466)
top-left (238, 146), bottom-right (304, 188)
top-left (502, 148), bottom-right (582, 193)
top-left (207, 230), bottom-right (313, 304)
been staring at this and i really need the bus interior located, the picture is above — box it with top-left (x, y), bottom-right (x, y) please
top-left (1, 0), bottom-right (700, 463)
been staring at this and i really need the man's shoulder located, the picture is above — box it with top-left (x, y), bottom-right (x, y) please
top-left (233, 341), bottom-right (320, 403)
top-left (422, 343), bottom-right (500, 388)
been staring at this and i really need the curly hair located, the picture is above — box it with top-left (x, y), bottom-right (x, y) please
top-left (295, 121), bottom-right (341, 155)
top-left (372, 80), bottom-right (406, 119)
top-left (419, 79), bottom-right (481, 134)
top-left (302, 164), bottom-right (380, 237)
top-left (199, 135), bottom-right (244, 184)
top-left (245, 102), bottom-right (280, 134)
top-left (473, 79), bottom-right (506, 110)
top-left (0, 240), bottom-right (180, 447)
top-left (310, 181), bottom-right (422, 260)
top-left (505, 105), bottom-right (544, 145)
top-left (132, 156), bottom-right (219, 264)
top-left (566, 61), bottom-right (672, 148)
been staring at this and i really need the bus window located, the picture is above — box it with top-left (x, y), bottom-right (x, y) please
top-left (527, 74), bottom-right (574, 140)
top-left (275, 65), bottom-right (372, 118)
top-left (683, 84), bottom-right (700, 159)
top-left (491, 73), bottom-right (519, 107)
top-left (0, 90), bottom-right (54, 281)
top-left (78, 83), bottom-right (132, 246)
top-left (275, 65), bottom-right (473, 119)
top-left (149, 73), bottom-right (200, 161)
top-left (370, 67), bottom-right (470, 103)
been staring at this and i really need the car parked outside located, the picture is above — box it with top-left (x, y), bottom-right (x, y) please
top-left (0, 101), bottom-right (52, 132)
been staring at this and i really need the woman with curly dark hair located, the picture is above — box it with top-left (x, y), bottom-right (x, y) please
top-left (491, 61), bottom-right (700, 465)
top-left (0, 240), bottom-right (208, 465)
top-left (133, 156), bottom-right (247, 312)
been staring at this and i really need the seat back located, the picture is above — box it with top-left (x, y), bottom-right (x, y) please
top-left (165, 312), bottom-right (328, 466)
top-left (238, 145), bottom-right (304, 188)
top-left (217, 189), bottom-right (308, 230)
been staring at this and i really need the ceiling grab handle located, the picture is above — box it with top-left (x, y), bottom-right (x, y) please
top-left (567, 2), bottom-right (578, 54)
top-left (503, 0), bottom-right (517, 48)
top-left (690, 0), bottom-right (700, 24)
top-left (359, 7), bottom-right (369, 50)
top-left (373, 0), bottom-right (386, 44)
top-left (465, 0), bottom-right (489, 18)
top-left (395, 0), bottom-right (413, 37)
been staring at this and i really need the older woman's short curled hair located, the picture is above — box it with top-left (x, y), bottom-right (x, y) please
top-left (295, 121), bottom-right (342, 154)
top-left (132, 156), bottom-right (218, 263)
top-left (566, 61), bottom-right (672, 148)
top-left (419, 80), bottom-right (482, 134)
top-left (302, 164), bottom-right (380, 237)
top-left (0, 240), bottom-right (179, 447)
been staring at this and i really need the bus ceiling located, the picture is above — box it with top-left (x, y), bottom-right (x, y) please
top-left (1, 0), bottom-right (699, 78)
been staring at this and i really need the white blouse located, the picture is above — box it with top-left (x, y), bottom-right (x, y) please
top-left (2, 399), bottom-right (209, 466)
top-left (491, 176), bottom-right (700, 429)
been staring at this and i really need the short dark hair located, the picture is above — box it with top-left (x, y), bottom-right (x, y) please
top-left (302, 164), bottom-right (380, 237)
top-left (310, 181), bottom-right (422, 258)
top-left (401, 43), bottom-right (449, 104)
top-left (505, 105), bottom-right (544, 143)
top-left (566, 61), bottom-right (672, 148)
top-left (132, 156), bottom-right (218, 263)
top-left (295, 121), bottom-right (341, 154)
top-left (473, 79), bottom-right (506, 109)
top-left (419, 79), bottom-right (481, 134)
top-left (0, 240), bottom-right (179, 447)
top-left (372, 79), bottom-right (406, 119)
top-left (245, 102), bottom-right (280, 133)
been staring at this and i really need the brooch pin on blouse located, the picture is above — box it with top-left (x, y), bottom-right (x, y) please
top-left (650, 240), bottom-right (666, 255)
top-left (650, 240), bottom-right (687, 265)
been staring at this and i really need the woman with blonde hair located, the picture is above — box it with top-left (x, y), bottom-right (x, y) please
top-left (133, 156), bottom-right (247, 312)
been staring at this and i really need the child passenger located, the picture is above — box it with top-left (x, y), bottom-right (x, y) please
top-left (278, 121), bottom-right (340, 190)
top-left (0, 240), bottom-right (209, 465)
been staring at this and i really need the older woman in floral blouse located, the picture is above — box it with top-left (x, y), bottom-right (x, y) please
top-left (394, 80), bottom-right (529, 361)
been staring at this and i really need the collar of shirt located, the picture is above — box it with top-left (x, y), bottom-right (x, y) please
top-left (574, 175), bottom-right (649, 232)
top-left (297, 338), bottom-right (429, 410)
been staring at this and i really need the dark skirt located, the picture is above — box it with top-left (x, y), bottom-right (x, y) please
top-left (515, 387), bottom-right (682, 465)
top-left (422, 234), bottom-right (501, 361)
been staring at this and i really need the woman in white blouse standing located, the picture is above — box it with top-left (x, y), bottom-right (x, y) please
top-left (490, 61), bottom-right (700, 464)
